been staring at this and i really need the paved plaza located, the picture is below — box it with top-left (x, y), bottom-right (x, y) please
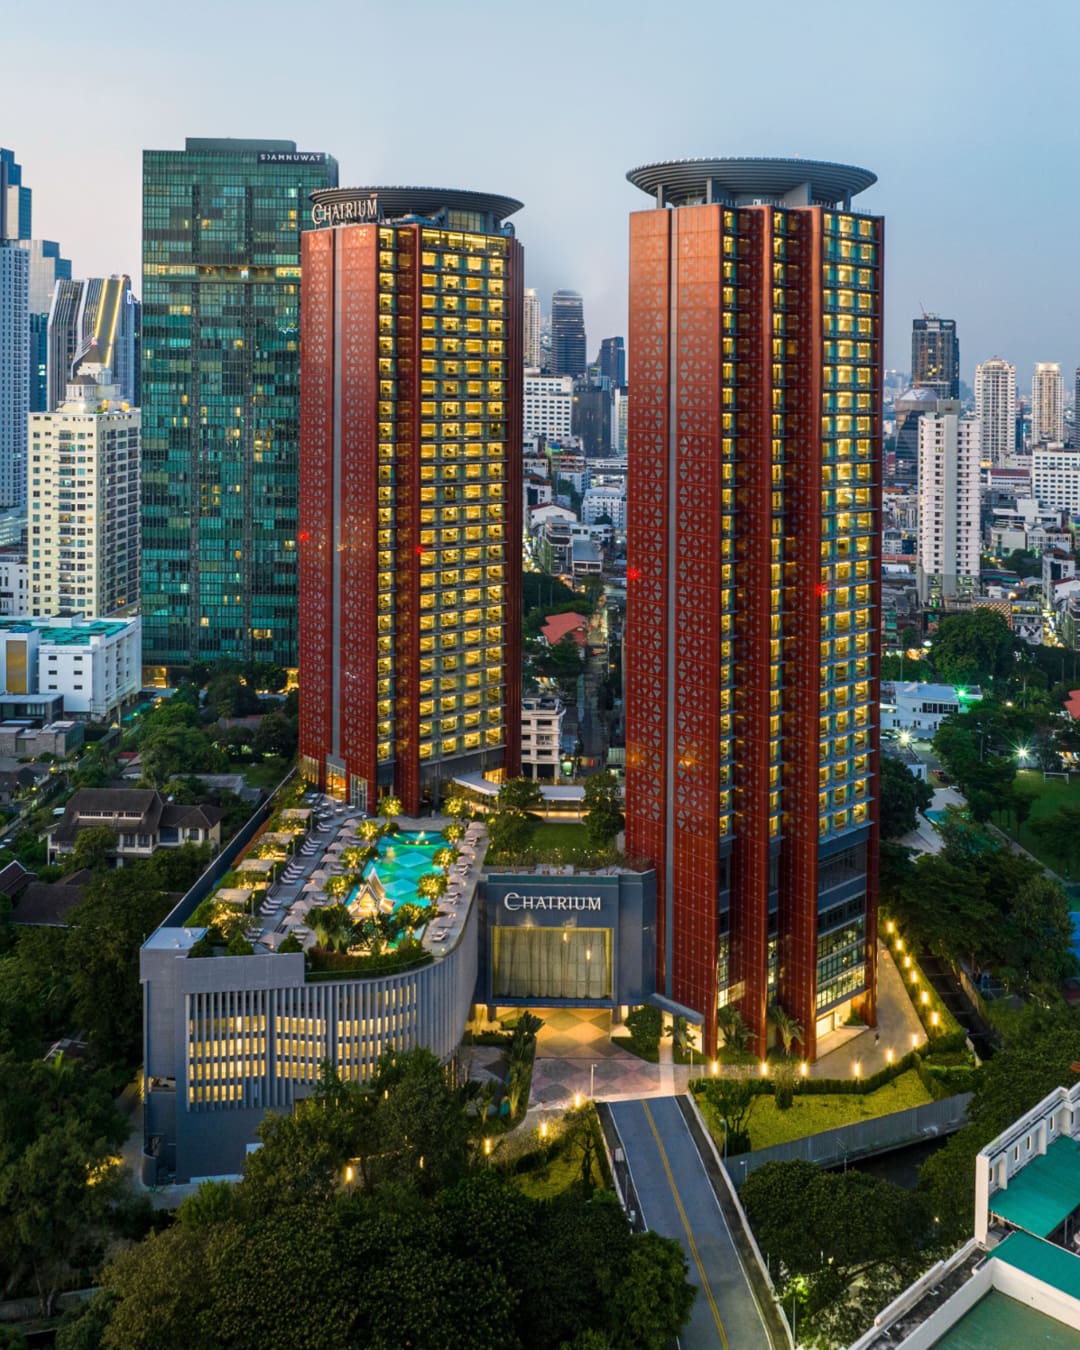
top-left (528, 1008), bottom-right (691, 1106)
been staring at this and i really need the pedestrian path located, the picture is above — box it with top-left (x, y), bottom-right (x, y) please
top-left (609, 1096), bottom-right (770, 1349)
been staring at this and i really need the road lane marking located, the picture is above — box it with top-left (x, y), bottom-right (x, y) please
top-left (642, 1100), bottom-right (729, 1350)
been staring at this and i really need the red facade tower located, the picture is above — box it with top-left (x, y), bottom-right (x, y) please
top-left (299, 188), bottom-right (524, 816)
top-left (624, 159), bottom-right (883, 1060)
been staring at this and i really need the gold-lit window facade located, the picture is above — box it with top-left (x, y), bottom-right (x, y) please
top-left (379, 225), bottom-right (510, 770)
top-left (187, 1011), bottom-right (270, 1107)
top-left (817, 211), bottom-right (879, 840)
top-left (716, 207), bottom-right (878, 851)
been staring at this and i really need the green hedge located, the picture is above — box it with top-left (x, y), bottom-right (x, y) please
top-left (305, 947), bottom-right (432, 979)
top-left (924, 1028), bottom-right (968, 1055)
top-left (689, 1041), bottom-right (977, 1101)
top-left (461, 1030), bottom-right (513, 1047)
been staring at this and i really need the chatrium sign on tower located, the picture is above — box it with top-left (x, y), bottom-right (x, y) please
top-left (311, 193), bottom-right (381, 227)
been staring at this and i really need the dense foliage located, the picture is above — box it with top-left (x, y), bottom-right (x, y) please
top-left (583, 771), bottom-right (624, 847)
top-left (884, 808), bottom-right (1076, 995)
top-left (59, 1051), bottom-right (695, 1350)
top-left (878, 754), bottom-right (933, 840)
top-left (743, 1160), bottom-right (933, 1348)
top-left (927, 609), bottom-right (1016, 687)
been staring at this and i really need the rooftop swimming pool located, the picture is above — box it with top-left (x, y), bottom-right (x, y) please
top-left (350, 830), bottom-right (444, 913)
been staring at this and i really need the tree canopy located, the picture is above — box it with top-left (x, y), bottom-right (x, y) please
top-left (0, 1055), bottom-right (128, 1314)
top-left (886, 808), bottom-right (1076, 992)
top-left (928, 609), bottom-right (1016, 686)
top-left (742, 1160), bottom-right (931, 1347)
top-left (583, 771), bottom-right (624, 847)
top-left (879, 755), bottom-right (932, 839)
top-left (72, 1051), bottom-right (694, 1350)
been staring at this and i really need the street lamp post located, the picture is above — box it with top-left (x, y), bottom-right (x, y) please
top-left (590, 1062), bottom-right (596, 1099)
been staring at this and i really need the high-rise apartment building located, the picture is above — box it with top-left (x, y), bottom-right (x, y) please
top-left (1074, 369), bottom-right (1080, 448)
top-left (0, 150), bottom-right (70, 503)
top-left (524, 370), bottom-right (574, 441)
top-left (614, 385), bottom-right (629, 455)
top-left (1031, 362), bottom-right (1064, 446)
top-left (0, 149), bottom-right (31, 243)
top-left (523, 287), bottom-right (541, 369)
top-left (17, 240), bottom-right (71, 413)
top-left (48, 276), bottom-right (139, 411)
top-left (27, 363), bottom-right (140, 618)
top-left (140, 138), bottom-right (338, 671)
top-left (572, 381), bottom-right (613, 456)
top-left (598, 336), bottom-right (626, 387)
top-left (911, 315), bottom-right (959, 399)
top-left (551, 289), bottom-right (586, 377)
top-left (624, 156), bottom-right (882, 1059)
top-left (1032, 443), bottom-right (1080, 514)
top-left (916, 401), bottom-right (980, 606)
top-left (298, 186), bottom-right (523, 815)
top-left (0, 244), bottom-right (29, 510)
top-left (974, 357), bottom-right (1017, 467)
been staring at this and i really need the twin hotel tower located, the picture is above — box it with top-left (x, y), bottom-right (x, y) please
top-left (294, 156), bottom-right (883, 1061)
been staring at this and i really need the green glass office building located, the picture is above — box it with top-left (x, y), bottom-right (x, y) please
top-left (141, 138), bottom-right (338, 672)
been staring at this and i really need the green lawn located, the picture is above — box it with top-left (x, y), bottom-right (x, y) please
top-left (991, 769), bottom-right (1080, 879)
top-left (509, 1144), bottom-right (605, 1200)
top-left (242, 757), bottom-right (292, 790)
top-left (531, 821), bottom-right (590, 850)
top-left (698, 1069), bottom-right (932, 1152)
top-left (488, 820), bottom-right (612, 867)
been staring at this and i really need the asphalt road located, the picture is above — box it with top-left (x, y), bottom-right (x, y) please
top-left (608, 1097), bottom-right (770, 1350)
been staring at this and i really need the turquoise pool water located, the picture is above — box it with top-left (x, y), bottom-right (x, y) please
top-left (925, 809), bottom-right (948, 824)
top-left (349, 830), bottom-right (444, 912)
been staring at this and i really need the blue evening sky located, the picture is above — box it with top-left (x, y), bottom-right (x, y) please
top-left (3, 0), bottom-right (1077, 391)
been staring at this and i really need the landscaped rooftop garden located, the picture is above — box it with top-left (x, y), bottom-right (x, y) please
top-left (185, 795), bottom-right (479, 974)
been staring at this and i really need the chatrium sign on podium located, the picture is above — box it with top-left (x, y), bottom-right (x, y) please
top-left (311, 194), bottom-right (381, 227)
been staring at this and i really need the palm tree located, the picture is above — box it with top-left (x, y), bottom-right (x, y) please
top-left (768, 1004), bottom-right (804, 1058)
top-left (716, 1004), bottom-right (750, 1052)
top-left (442, 821), bottom-right (465, 845)
top-left (444, 796), bottom-right (468, 820)
top-left (308, 904), bottom-right (356, 953)
top-left (354, 913), bottom-right (397, 957)
top-left (358, 820), bottom-right (381, 843)
top-left (378, 796), bottom-right (402, 821)
top-left (433, 846), bottom-right (457, 873)
top-left (323, 874), bottom-right (352, 901)
top-left (417, 871), bottom-right (448, 903)
top-left (394, 902), bottom-right (430, 935)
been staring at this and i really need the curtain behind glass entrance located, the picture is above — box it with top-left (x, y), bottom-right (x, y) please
top-left (492, 926), bottom-right (611, 999)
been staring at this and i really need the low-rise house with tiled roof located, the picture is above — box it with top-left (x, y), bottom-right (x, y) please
top-left (46, 788), bottom-right (223, 867)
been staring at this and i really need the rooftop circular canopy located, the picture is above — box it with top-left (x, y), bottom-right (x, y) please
top-left (626, 157), bottom-right (877, 209)
top-left (310, 185), bottom-right (523, 225)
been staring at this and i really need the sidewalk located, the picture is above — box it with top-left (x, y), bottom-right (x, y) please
top-left (812, 942), bottom-right (925, 1079)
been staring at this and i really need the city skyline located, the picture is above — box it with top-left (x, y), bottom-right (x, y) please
top-left (4, 0), bottom-right (1080, 384)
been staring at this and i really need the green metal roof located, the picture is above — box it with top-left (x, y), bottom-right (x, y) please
top-left (991, 1230), bottom-right (1080, 1300)
top-left (931, 1287), bottom-right (1080, 1349)
top-left (989, 1136), bottom-right (1080, 1236)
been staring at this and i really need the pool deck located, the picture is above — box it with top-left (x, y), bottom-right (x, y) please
top-left (249, 804), bottom-right (485, 957)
